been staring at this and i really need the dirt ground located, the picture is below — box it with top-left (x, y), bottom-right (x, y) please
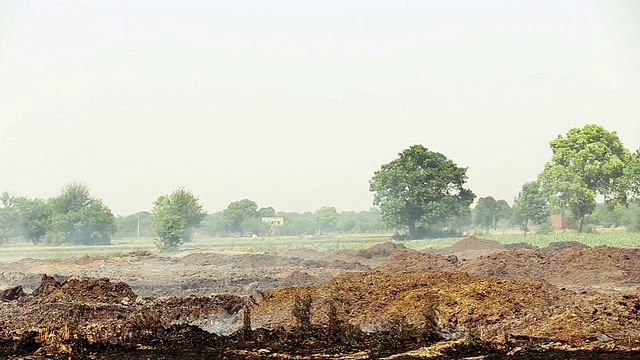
top-left (2, 237), bottom-right (640, 358)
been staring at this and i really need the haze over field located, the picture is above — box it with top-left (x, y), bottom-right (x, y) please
top-left (1, 1), bottom-right (639, 215)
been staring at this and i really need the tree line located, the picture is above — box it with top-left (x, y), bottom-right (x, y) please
top-left (369, 124), bottom-right (640, 239)
top-left (0, 183), bottom-right (116, 245)
top-left (0, 184), bottom-right (385, 250)
top-left (114, 203), bottom-right (386, 241)
top-left (2, 124), bottom-right (639, 248)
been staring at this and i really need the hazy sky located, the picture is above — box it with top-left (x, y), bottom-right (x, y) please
top-left (1, 1), bottom-right (639, 216)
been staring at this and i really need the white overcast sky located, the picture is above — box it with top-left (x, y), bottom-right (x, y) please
top-left (1, 0), bottom-right (639, 215)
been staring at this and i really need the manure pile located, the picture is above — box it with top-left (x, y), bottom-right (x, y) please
top-left (379, 244), bottom-right (640, 292)
top-left (3, 238), bottom-right (640, 358)
top-left (1, 271), bottom-right (640, 358)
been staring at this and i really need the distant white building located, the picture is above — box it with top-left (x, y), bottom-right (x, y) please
top-left (261, 216), bottom-right (284, 226)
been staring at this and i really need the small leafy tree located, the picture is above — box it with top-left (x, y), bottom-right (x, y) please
top-left (512, 181), bottom-right (548, 236)
top-left (474, 196), bottom-right (497, 230)
top-left (0, 193), bottom-right (21, 241)
top-left (369, 145), bottom-right (475, 239)
top-left (48, 183), bottom-right (117, 245)
top-left (625, 150), bottom-right (640, 232)
top-left (152, 188), bottom-right (206, 251)
top-left (14, 197), bottom-right (52, 244)
top-left (314, 206), bottom-right (338, 234)
top-left (624, 149), bottom-right (640, 200)
top-left (494, 199), bottom-right (512, 228)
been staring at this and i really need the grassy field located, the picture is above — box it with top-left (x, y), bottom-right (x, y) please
top-left (0, 230), bottom-right (639, 264)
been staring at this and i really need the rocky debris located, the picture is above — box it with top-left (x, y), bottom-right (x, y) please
top-left (1, 285), bottom-right (26, 301)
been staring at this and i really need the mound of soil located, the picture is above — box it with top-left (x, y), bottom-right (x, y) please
top-left (3, 272), bottom-right (640, 358)
top-left (376, 241), bottom-right (640, 293)
top-left (356, 241), bottom-right (409, 259)
top-left (424, 236), bottom-right (506, 259)
top-left (504, 242), bottom-right (538, 250)
top-left (31, 275), bottom-right (137, 303)
top-left (376, 251), bottom-right (459, 272)
top-left (436, 236), bottom-right (504, 253)
top-left (251, 271), bottom-right (640, 344)
top-left (462, 246), bottom-right (640, 292)
top-left (544, 241), bottom-right (589, 254)
top-left (0, 251), bottom-right (368, 298)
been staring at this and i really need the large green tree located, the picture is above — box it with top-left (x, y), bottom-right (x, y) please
top-left (512, 181), bottom-right (548, 236)
top-left (151, 188), bottom-right (206, 250)
top-left (222, 199), bottom-right (258, 237)
top-left (369, 145), bottom-right (475, 239)
top-left (48, 183), bottom-right (117, 245)
top-left (538, 125), bottom-right (631, 233)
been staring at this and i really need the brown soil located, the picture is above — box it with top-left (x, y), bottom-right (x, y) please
top-left (424, 236), bottom-right (507, 259)
top-left (376, 251), bottom-right (459, 272)
top-left (2, 237), bottom-right (640, 358)
top-left (378, 238), bottom-right (640, 293)
top-left (356, 241), bottom-right (409, 259)
top-left (251, 271), bottom-right (640, 343)
top-left (0, 251), bottom-right (369, 298)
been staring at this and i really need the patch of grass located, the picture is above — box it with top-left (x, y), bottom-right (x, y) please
top-left (482, 231), bottom-right (640, 248)
top-left (2, 230), bottom-right (639, 264)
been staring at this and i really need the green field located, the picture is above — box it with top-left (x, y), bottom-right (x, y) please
top-left (1, 230), bottom-right (639, 264)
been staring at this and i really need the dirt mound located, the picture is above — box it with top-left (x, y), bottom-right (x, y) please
top-left (548, 246), bottom-right (640, 288)
top-left (376, 251), bottom-right (459, 272)
top-left (2, 272), bottom-right (640, 358)
top-left (31, 275), bottom-right (137, 303)
top-left (462, 246), bottom-right (640, 291)
top-left (251, 271), bottom-right (640, 344)
top-left (372, 244), bottom-right (640, 293)
top-left (437, 236), bottom-right (505, 253)
top-left (505, 242), bottom-right (538, 250)
top-left (356, 241), bottom-right (409, 259)
top-left (181, 252), bottom-right (368, 271)
top-left (461, 249), bottom-right (549, 280)
top-left (544, 241), bottom-right (589, 254)
top-left (424, 236), bottom-right (506, 259)
top-left (147, 294), bottom-right (245, 334)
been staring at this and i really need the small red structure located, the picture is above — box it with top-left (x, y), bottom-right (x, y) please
top-left (550, 214), bottom-right (574, 231)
